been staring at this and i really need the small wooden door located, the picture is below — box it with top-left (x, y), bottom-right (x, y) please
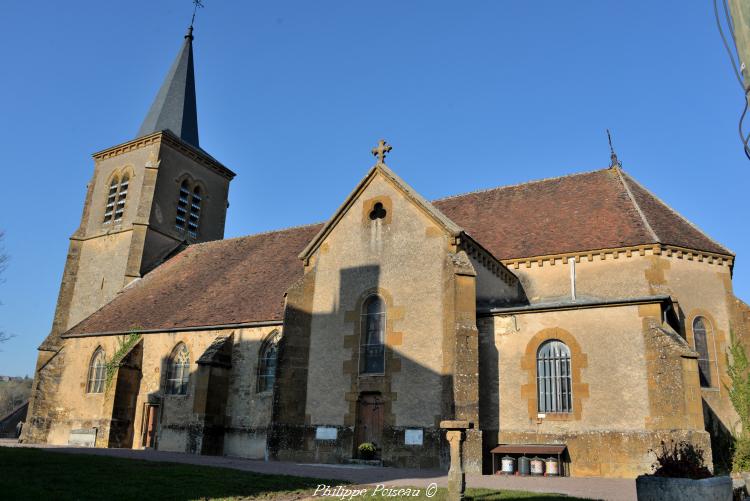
top-left (142, 405), bottom-right (159, 448)
top-left (355, 394), bottom-right (383, 457)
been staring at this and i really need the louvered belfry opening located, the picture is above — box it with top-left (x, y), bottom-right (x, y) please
top-left (175, 180), bottom-right (203, 238)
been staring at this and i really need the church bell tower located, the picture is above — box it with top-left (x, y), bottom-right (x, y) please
top-left (23, 24), bottom-right (234, 443)
top-left (42, 25), bottom-right (235, 349)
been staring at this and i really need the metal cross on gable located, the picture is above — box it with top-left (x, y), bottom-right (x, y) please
top-left (371, 139), bottom-right (392, 164)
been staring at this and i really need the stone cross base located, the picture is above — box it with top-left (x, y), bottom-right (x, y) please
top-left (440, 420), bottom-right (473, 501)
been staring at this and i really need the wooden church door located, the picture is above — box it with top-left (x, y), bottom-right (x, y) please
top-left (355, 393), bottom-right (383, 457)
top-left (142, 404), bottom-right (159, 448)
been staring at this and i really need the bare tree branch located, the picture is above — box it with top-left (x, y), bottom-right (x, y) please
top-left (0, 230), bottom-right (6, 278)
top-left (0, 230), bottom-right (8, 347)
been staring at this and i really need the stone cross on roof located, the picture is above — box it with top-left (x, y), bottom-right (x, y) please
top-left (372, 139), bottom-right (392, 164)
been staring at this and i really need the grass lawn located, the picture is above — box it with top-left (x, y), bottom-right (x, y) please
top-left (0, 447), bottom-right (586, 500)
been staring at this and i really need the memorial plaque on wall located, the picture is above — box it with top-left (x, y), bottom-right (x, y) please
top-left (68, 428), bottom-right (97, 447)
top-left (404, 428), bottom-right (423, 445)
top-left (315, 426), bottom-right (337, 440)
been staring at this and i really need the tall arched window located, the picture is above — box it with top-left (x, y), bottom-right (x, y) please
top-left (87, 348), bottom-right (106, 394)
top-left (537, 340), bottom-right (572, 413)
top-left (360, 295), bottom-right (385, 374)
top-left (693, 317), bottom-right (713, 387)
top-left (175, 180), bottom-right (203, 238)
top-left (257, 332), bottom-right (280, 393)
top-left (103, 174), bottom-right (129, 224)
top-left (114, 174), bottom-right (129, 222)
top-left (165, 343), bottom-right (190, 395)
top-left (103, 177), bottom-right (119, 223)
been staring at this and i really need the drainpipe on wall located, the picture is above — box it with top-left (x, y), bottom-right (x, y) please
top-left (569, 258), bottom-right (576, 302)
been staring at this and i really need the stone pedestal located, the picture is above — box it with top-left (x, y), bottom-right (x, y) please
top-left (441, 420), bottom-right (473, 501)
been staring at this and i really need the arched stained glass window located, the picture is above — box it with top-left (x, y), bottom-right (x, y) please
top-left (537, 340), bottom-right (572, 413)
top-left (693, 317), bottom-right (713, 387)
top-left (360, 295), bottom-right (385, 374)
top-left (87, 348), bottom-right (106, 394)
top-left (257, 332), bottom-right (280, 393)
top-left (165, 343), bottom-right (190, 395)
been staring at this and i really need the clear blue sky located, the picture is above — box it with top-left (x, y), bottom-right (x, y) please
top-left (1, 1), bottom-right (748, 376)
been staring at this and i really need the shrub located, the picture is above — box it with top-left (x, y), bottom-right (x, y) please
top-left (733, 435), bottom-right (750, 473)
top-left (649, 441), bottom-right (712, 479)
top-left (727, 330), bottom-right (750, 472)
top-left (357, 442), bottom-right (376, 460)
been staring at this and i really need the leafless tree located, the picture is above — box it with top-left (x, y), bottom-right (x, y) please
top-left (0, 230), bottom-right (9, 346)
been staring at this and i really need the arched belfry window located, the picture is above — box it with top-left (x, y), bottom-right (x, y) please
top-left (175, 179), bottom-right (203, 238)
top-left (104, 174), bottom-right (130, 224)
top-left (103, 174), bottom-right (129, 224)
top-left (257, 331), bottom-right (280, 393)
top-left (87, 348), bottom-right (106, 394)
top-left (165, 343), bottom-right (190, 395)
top-left (360, 295), bottom-right (386, 374)
top-left (537, 340), bottom-right (572, 413)
top-left (693, 317), bottom-right (713, 387)
top-left (114, 174), bottom-right (129, 222)
top-left (104, 177), bottom-right (118, 224)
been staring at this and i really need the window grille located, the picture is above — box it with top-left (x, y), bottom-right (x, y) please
top-left (536, 340), bottom-right (572, 413)
top-left (257, 333), bottom-right (279, 393)
top-left (87, 348), bottom-right (106, 394)
top-left (693, 317), bottom-right (713, 387)
top-left (165, 344), bottom-right (190, 395)
top-left (360, 295), bottom-right (386, 374)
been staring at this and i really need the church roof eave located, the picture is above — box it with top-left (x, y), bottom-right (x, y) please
top-left (91, 130), bottom-right (236, 180)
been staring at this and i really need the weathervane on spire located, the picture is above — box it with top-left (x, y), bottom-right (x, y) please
top-left (372, 139), bottom-right (392, 164)
top-left (190, 0), bottom-right (204, 28)
top-left (607, 129), bottom-right (621, 168)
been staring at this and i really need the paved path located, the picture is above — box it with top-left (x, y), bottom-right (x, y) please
top-left (1, 440), bottom-right (635, 501)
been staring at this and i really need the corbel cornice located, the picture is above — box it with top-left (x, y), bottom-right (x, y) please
top-left (501, 243), bottom-right (734, 270)
top-left (91, 130), bottom-right (235, 181)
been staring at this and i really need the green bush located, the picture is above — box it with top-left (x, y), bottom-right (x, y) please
top-left (733, 435), bottom-right (750, 473)
top-left (357, 442), bottom-right (376, 460)
top-left (726, 330), bottom-right (750, 472)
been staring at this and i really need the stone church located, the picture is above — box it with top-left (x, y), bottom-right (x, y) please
top-left (22, 26), bottom-right (750, 478)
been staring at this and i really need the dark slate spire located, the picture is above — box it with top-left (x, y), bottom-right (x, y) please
top-left (137, 26), bottom-right (199, 147)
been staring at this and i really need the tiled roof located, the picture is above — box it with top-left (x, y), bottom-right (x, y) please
top-left (64, 224), bottom-right (322, 336)
top-left (64, 167), bottom-right (731, 336)
top-left (433, 167), bottom-right (731, 259)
